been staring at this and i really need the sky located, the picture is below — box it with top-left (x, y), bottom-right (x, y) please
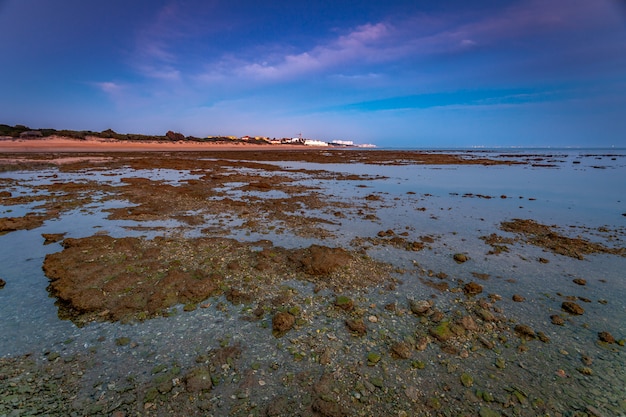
top-left (1, 0), bottom-right (626, 148)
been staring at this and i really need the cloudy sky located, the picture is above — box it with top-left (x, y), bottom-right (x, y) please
top-left (1, 0), bottom-right (625, 147)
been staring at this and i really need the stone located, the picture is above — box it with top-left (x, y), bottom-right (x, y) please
top-left (345, 319), bottom-right (366, 336)
top-left (463, 282), bottom-right (483, 295)
top-left (334, 296), bottom-right (354, 311)
top-left (598, 331), bottom-right (615, 343)
top-left (573, 278), bottom-right (587, 286)
top-left (476, 308), bottom-right (495, 322)
top-left (185, 367), bottom-right (213, 392)
top-left (429, 322), bottom-right (453, 342)
top-left (299, 245), bottom-right (352, 276)
top-left (512, 294), bottom-right (525, 302)
top-left (460, 373), bottom-right (473, 387)
top-left (408, 299), bottom-right (432, 315)
top-left (514, 324), bottom-right (536, 340)
top-left (391, 342), bottom-right (412, 359)
top-left (0, 278), bottom-right (5, 289)
top-left (367, 352), bottom-right (381, 365)
top-left (550, 315), bottom-right (565, 325)
top-left (459, 315), bottom-right (478, 331)
top-left (453, 253), bottom-right (469, 263)
top-left (272, 312), bottom-right (295, 334)
top-left (562, 301), bottom-right (584, 315)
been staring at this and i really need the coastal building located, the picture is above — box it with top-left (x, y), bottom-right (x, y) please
top-left (303, 139), bottom-right (329, 147)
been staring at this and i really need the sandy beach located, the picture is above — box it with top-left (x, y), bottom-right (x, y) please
top-left (0, 136), bottom-right (310, 153)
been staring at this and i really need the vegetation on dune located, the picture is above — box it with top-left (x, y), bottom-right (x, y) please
top-left (0, 124), bottom-right (272, 144)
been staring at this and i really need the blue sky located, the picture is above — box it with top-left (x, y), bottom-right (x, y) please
top-left (1, 0), bottom-right (625, 147)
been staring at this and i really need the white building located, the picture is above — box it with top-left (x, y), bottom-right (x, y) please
top-left (303, 139), bottom-right (329, 147)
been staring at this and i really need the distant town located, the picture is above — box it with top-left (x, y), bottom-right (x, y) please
top-left (0, 124), bottom-right (376, 148)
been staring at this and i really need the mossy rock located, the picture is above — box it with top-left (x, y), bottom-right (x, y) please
top-left (429, 321), bottom-right (452, 342)
top-left (367, 352), bottom-right (381, 366)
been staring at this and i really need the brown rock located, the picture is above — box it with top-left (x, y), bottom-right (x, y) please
top-left (476, 308), bottom-right (495, 322)
top-left (298, 245), bottom-right (352, 276)
top-left (514, 324), bottom-right (536, 340)
top-left (408, 299), bottom-right (433, 315)
top-left (453, 253), bottom-right (469, 264)
top-left (272, 312), bottom-right (295, 334)
top-left (512, 294), bottom-right (525, 302)
top-left (459, 315), bottom-right (478, 331)
top-left (345, 319), bottom-right (367, 336)
top-left (0, 278), bottom-right (5, 289)
top-left (311, 397), bottom-right (346, 417)
top-left (598, 331), bottom-right (615, 344)
top-left (562, 301), bottom-right (584, 315)
top-left (550, 315), bottom-right (565, 325)
top-left (573, 278), bottom-right (586, 286)
top-left (185, 367), bottom-right (213, 392)
top-left (390, 341), bottom-right (412, 359)
top-left (42, 233), bottom-right (66, 245)
top-left (463, 282), bottom-right (483, 295)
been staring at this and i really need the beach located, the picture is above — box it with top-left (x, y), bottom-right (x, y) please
top-left (1, 147), bottom-right (625, 416)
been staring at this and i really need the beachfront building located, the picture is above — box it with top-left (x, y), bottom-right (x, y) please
top-left (303, 139), bottom-right (329, 147)
top-left (330, 140), bottom-right (354, 146)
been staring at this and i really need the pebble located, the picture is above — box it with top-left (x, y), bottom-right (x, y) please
top-left (562, 301), bottom-right (584, 315)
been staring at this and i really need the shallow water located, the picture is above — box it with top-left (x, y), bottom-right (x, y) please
top-left (1, 149), bottom-right (625, 416)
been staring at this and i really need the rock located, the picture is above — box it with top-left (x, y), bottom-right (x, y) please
top-left (537, 331), bottom-right (550, 343)
top-left (367, 352), bottom-right (381, 366)
top-left (514, 324), bottom-right (536, 340)
top-left (463, 282), bottom-right (483, 295)
top-left (345, 319), bottom-right (366, 336)
top-left (0, 278), bottom-right (5, 289)
top-left (479, 407), bottom-right (501, 417)
top-left (415, 336), bottom-right (429, 351)
top-left (476, 308), bottom-right (495, 322)
top-left (460, 373), bottom-right (473, 387)
top-left (334, 296), bottom-right (354, 311)
top-left (299, 245), bottom-right (352, 276)
top-left (430, 310), bottom-right (446, 323)
top-left (562, 301), bottom-right (584, 315)
top-left (272, 312), bottom-right (295, 334)
top-left (573, 278), bottom-right (586, 286)
top-left (550, 315), bottom-right (565, 325)
top-left (185, 367), bottom-right (212, 392)
top-left (42, 233), bottom-right (66, 245)
top-left (311, 398), bottom-right (346, 417)
top-left (459, 315), bottom-right (478, 331)
top-left (408, 299), bottom-right (433, 315)
top-left (512, 294), bottom-right (525, 302)
top-left (453, 253), bottom-right (469, 264)
top-left (390, 342), bottom-right (412, 359)
top-left (581, 355), bottom-right (593, 366)
top-left (429, 322), bottom-right (452, 342)
top-left (598, 331), bottom-right (615, 344)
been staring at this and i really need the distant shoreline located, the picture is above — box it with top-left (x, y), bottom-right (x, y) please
top-left (0, 136), bottom-right (320, 153)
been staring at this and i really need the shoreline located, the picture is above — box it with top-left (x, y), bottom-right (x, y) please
top-left (0, 136), bottom-right (323, 153)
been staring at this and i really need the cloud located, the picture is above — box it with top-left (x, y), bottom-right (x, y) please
top-left (195, 0), bottom-right (621, 86)
top-left (234, 22), bottom-right (391, 80)
top-left (94, 81), bottom-right (123, 94)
